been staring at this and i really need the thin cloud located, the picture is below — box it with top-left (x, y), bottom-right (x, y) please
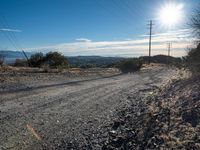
top-left (140, 28), bottom-right (192, 38)
top-left (75, 38), bottom-right (91, 42)
top-left (0, 28), bottom-right (22, 32)
top-left (25, 28), bottom-right (194, 57)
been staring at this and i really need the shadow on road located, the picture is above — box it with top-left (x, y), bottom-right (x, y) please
top-left (0, 73), bottom-right (123, 95)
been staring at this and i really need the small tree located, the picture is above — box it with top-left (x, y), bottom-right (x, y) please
top-left (191, 7), bottom-right (200, 39)
top-left (45, 51), bottom-right (68, 68)
top-left (186, 43), bottom-right (200, 73)
top-left (29, 52), bottom-right (44, 67)
top-left (186, 5), bottom-right (200, 73)
top-left (117, 58), bottom-right (142, 73)
top-left (0, 54), bottom-right (4, 66)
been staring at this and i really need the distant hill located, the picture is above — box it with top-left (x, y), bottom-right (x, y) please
top-left (0, 50), bottom-right (32, 64)
top-left (66, 55), bottom-right (182, 68)
top-left (0, 51), bottom-right (182, 67)
top-left (140, 55), bottom-right (182, 64)
top-left (0, 51), bottom-right (125, 67)
top-left (67, 56), bottom-right (125, 68)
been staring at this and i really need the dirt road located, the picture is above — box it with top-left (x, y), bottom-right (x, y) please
top-left (0, 66), bottom-right (181, 149)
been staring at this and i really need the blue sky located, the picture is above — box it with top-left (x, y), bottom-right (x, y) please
top-left (0, 0), bottom-right (199, 57)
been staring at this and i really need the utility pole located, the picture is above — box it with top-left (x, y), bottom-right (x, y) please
top-left (167, 43), bottom-right (172, 57)
top-left (167, 43), bottom-right (172, 65)
top-left (22, 50), bottom-right (31, 67)
top-left (147, 20), bottom-right (154, 64)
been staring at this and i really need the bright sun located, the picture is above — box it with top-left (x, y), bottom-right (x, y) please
top-left (158, 3), bottom-right (184, 28)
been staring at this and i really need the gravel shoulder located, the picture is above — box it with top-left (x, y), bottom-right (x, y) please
top-left (0, 65), bottom-right (184, 150)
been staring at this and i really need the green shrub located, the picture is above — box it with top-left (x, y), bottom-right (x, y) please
top-left (0, 54), bottom-right (4, 66)
top-left (45, 52), bottom-right (68, 68)
top-left (29, 52), bottom-right (44, 67)
top-left (186, 43), bottom-right (200, 73)
top-left (184, 5), bottom-right (200, 74)
top-left (117, 58), bottom-right (142, 73)
top-left (187, 5), bottom-right (200, 73)
top-left (27, 51), bottom-right (69, 68)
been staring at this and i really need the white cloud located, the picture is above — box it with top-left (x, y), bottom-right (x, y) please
top-left (0, 28), bottom-right (22, 32)
top-left (25, 28), bottom-right (194, 57)
top-left (75, 38), bottom-right (91, 42)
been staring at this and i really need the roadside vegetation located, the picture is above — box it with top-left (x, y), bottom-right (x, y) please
top-left (116, 58), bottom-right (143, 73)
top-left (14, 51), bottom-right (69, 69)
top-left (185, 7), bottom-right (200, 74)
top-left (185, 43), bottom-right (200, 73)
top-left (140, 55), bottom-right (183, 68)
top-left (0, 54), bottom-right (4, 66)
top-left (10, 52), bottom-right (184, 74)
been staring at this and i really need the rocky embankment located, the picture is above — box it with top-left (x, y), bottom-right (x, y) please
top-left (100, 75), bottom-right (200, 150)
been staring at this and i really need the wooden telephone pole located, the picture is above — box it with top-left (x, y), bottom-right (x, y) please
top-left (147, 20), bottom-right (154, 64)
top-left (167, 43), bottom-right (172, 57)
top-left (167, 43), bottom-right (172, 65)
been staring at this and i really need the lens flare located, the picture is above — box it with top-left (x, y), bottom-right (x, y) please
top-left (158, 3), bottom-right (184, 28)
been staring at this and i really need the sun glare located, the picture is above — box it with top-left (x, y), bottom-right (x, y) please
top-left (158, 3), bottom-right (184, 28)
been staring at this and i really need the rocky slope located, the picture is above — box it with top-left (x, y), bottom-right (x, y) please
top-left (73, 74), bottom-right (200, 150)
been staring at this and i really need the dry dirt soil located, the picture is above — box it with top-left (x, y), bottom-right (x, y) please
top-left (0, 65), bottom-right (186, 150)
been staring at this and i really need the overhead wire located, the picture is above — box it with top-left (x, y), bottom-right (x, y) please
top-left (0, 15), bottom-right (30, 64)
top-left (93, 0), bottom-right (152, 56)
top-left (110, 0), bottom-right (146, 32)
top-left (93, 0), bottom-right (134, 27)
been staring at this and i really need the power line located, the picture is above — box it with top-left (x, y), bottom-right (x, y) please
top-left (104, 0), bottom-right (154, 58)
top-left (94, 0), bottom-right (136, 27)
top-left (109, 0), bottom-right (140, 27)
top-left (0, 24), bottom-right (19, 52)
top-left (1, 16), bottom-right (23, 51)
top-left (122, 0), bottom-right (144, 19)
top-left (1, 16), bottom-right (27, 55)
top-left (0, 17), bottom-right (20, 50)
top-left (0, 15), bottom-right (30, 65)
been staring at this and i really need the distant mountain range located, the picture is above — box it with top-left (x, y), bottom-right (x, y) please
top-left (67, 56), bottom-right (125, 68)
top-left (0, 50), bottom-right (125, 67)
top-left (140, 55), bottom-right (182, 64)
top-left (0, 50), bottom-right (32, 64)
top-left (0, 50), bottom-right (182, 67)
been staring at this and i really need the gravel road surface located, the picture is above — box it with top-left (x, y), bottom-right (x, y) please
top-left (0, 66), bottom-right (180, 149)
